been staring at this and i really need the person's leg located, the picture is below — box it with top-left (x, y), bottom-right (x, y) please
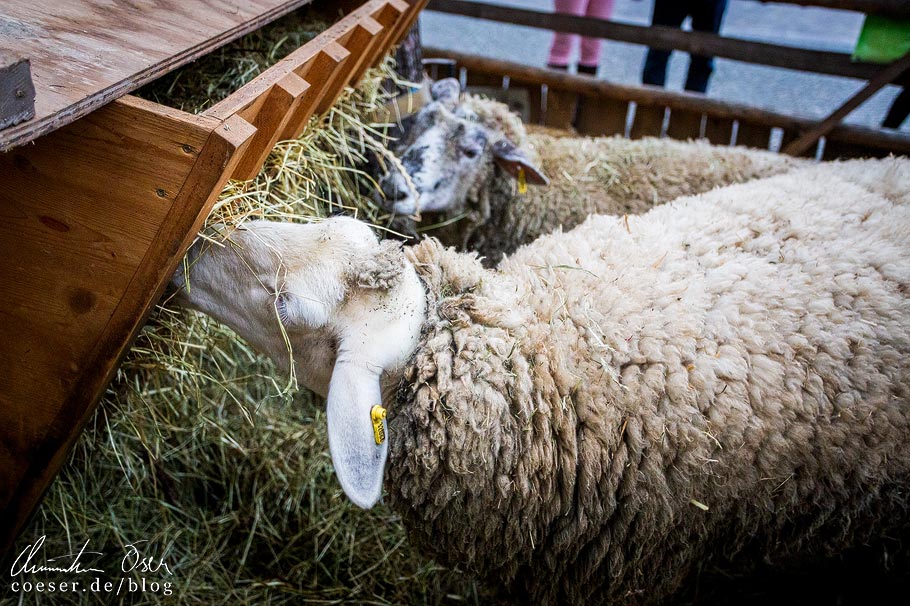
top-left (883, 87), bottom-right (910, 129)
top-left (642, 0), bottom-right (687, 86)
top-left (578, 0), bottom-right (615, 73)
top-left (685, 0), bottom-right (728, 92)
top-left (548, 0), bottom-right (586, 68)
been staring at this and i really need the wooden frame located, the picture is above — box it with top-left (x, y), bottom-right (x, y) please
top-left (426, 0), bottom-right (910, 82)
top-left (0, 0), bottom-right (426, 556)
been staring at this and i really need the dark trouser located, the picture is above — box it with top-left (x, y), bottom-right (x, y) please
top-left (642, 0), bottom-right (728, 93)
top-left (883, 87), bottom-right (910, 129)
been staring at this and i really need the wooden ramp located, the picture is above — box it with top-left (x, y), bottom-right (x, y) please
top-left (0, 0), bottom-right (426, 555)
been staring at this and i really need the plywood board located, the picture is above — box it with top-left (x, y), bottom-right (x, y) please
top-left (0, 97), bottom-right (255, 552)
top-left (0, 0), bottom-right (314, 151)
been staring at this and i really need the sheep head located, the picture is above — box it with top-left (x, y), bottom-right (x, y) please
top-left (377, 78), bottom-right (548, 217)
top-left (170, 217), bottom-right (427, 509)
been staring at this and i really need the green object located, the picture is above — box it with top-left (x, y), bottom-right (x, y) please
top-left (853, 15), bottom-right (910, 64)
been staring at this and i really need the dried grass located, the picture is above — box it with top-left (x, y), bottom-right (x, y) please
top-left (7, 7), bottom-right (486, 605)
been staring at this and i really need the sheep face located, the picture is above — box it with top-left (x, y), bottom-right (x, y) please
top-left (377, 78), bottom-right (548, 216)
top-left (171, 217), bottom-right (427, 509)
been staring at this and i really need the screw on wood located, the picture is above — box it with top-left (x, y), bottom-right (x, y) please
top-left (155, 188), bottom-right (167, 198)
top-left (15, 89), bottom-right (25, 98)
top-left (182, 144), bottom-right (195, 154)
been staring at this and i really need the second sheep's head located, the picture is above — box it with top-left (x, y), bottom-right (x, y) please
top-left (377, 78), bottom-right (549, 217)
top-left (171, 217), bottom-right (426, 510)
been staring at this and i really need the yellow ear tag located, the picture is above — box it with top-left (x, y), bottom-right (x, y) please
top-left (517, 167), bottom-right (528, 195)
top-left (371, 405), bottom-right (387, 445)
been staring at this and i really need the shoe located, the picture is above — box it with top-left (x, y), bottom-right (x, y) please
top-left (577, 64), bottom-right (598, 76)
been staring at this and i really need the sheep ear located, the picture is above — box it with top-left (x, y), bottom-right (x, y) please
top-left (492, 139), bottom-right (549, 186)
top-left (431, 78), bottom-right (461, 108)
top-left (326, 360), bottom-right (387, 509)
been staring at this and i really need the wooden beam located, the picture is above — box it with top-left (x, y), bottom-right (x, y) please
top-left (0, 51), bottom-right (35, 130)
top-left (425, 0), bottom-right (892, 81)
top-left (0, 97), bottom-right (255, 554)
top-left (783, 53), bottom-right (910, 156)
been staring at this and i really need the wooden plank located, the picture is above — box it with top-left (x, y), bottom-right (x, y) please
top-left (574, 96), bottom-right (627, 137)
top-left (545, 88), bottom-right (578, 130)
top-left (339, 17), bottom-right (387, 86)
top-left (232, 73), bottom-right (311, 181)
top-left (735, 120), bottom-right (773, 150)
top-left (428, 48), bottom-right (910, 157)
top-left (0, 96), bottom-right (255, 553)
top-left (630, 104), bottom-right (665, 139)
top-left (704, 115), bottom-right (734, 145)
top-left (666, 107), bottom-right (703, 141)
top-left (783, 53), bottom-right (910, 156)
top-left (424, 0), bottom-right (891, 81)
top-left (0, 51), bottom-right (35, 130)
top-left (0, 0), bottom-right (315, 151)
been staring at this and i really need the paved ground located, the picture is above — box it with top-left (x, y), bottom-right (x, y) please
top-left (420, 0), bottom-right (908, 132)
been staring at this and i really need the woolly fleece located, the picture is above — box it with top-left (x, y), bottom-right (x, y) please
top-left (387, 158), bottom-right (910, 605)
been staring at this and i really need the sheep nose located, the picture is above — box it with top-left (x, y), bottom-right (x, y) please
top-left (380, 175), bottom-right (410, 202)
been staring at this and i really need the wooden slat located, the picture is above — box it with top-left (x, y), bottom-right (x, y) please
top-left (666, 107), bottom-right (703, 141)
top-left (315, 43), bottom-right (359, 115)
top-left (735, 120), bottom-right (773, 150)
top-left (339, 17), bottom-right (387, 87)
top-left (630, 104), bottom-right (665, 139)
top-left (278, 45), bottom-right (352, 141)
top-left (545, 88), bottom-right (578, 130)
top-left (232, 73), bottom-right (311, 181)
top-left (574, 96), bottom-right (627, 137)
top-left (509, 81), bottom-right (544, 125)
top-left (423, 48), bottom-right (910, 157)
top-left (704, 115), bottom-right (734, 145)
top-left (0, 0), bottom-right (315, 151)
top-left (0, 97), bottom-right (255, 553)
top-left (425, 0), bottom-right (893, 81)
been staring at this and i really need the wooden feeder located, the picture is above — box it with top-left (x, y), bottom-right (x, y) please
top-left (0, 0), bottom-right (426, 555)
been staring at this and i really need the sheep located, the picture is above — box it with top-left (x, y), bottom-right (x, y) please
top-left (172, 157), bottom-right (910, 605)
top-left (377, 78), bottom-right (804, 264)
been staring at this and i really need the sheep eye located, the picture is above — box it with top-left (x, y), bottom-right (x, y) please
top-left (462, 147), bottom-right (480, 159)
top-left (275, 293), bottom-right (290, 324)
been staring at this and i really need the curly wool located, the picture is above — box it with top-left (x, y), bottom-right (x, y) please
top-left (429, 117), bottom-right (803, 264)
top-left (387, 158), bottom-right (910, 605)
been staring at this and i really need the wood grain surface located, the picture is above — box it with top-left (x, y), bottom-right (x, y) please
top-left (0, 0), bottom-right (314, 151)
top-left (0, 97), bottom-right (255, 553)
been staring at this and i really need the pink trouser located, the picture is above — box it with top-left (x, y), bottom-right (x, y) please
top-left (547, 0), bottom-right (615, 67)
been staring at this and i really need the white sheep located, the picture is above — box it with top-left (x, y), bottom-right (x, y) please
top-left (377, 78), bottom-right (802, 263)
top-left (172, 158), bottom-right (910, 605)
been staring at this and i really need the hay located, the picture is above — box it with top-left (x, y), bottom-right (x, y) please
top-left (9, 8), bottom-right (487, 605)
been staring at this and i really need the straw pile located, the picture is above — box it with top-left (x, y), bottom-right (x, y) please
top-left (8, 7), bottom-right (487, 605)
